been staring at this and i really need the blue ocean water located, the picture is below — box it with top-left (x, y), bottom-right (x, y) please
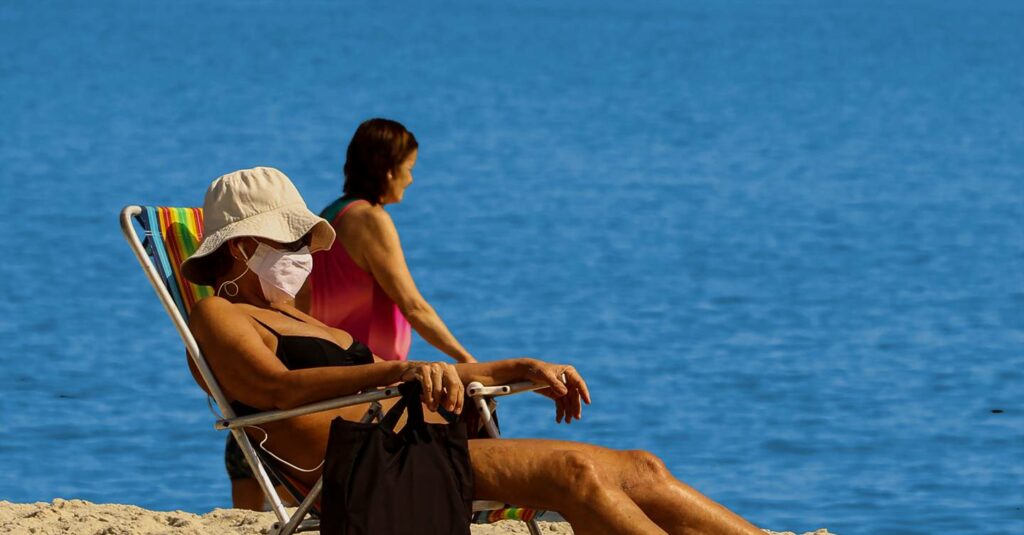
top-left (1, 1), bottom-right (1022, 533)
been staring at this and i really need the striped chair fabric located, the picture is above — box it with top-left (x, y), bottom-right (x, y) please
top-left (134, 206), bottom-right (212, 320)
top-left (474, 506), bottom-right (541, 524)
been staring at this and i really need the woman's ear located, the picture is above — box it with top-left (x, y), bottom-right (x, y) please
top-left (226, 238), bottom-right (247, 260)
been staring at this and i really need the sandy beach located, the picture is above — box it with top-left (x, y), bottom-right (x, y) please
top-left (0, 499), bottom-right (832, 535)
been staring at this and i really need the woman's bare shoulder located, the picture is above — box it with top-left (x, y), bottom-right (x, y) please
top-left (338, 203), bottom-right (399, 246)
top-left (190, 296), bottom-right (248, 330)
top-left (191, 295), bottom-right (230, 316)
top-left (189, 299), bottom-right (275, 355)
top-left (343, 202), bottom-right (394, 229)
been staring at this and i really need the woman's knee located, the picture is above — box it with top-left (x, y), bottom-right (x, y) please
top-left (620, 450), bottom-right (672, 489)
top-left (549, 450), bottom-right (607, 498)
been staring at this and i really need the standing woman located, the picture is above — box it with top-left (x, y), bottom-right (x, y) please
top-left (299, 118), bottom-right (476, 364)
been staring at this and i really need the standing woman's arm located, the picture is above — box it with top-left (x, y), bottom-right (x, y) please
top-left (343, 205), bottom-right (477, 363)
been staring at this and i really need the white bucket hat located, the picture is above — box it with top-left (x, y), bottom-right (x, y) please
top-left (181, 167), bottom-right (335, 286)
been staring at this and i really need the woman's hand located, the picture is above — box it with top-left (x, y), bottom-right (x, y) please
top-left (522, 360), bottom-right (591, 424)
top-left (399, 361), bottom-right (465, 414)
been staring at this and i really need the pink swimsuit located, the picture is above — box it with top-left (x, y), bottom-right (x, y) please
top-left (310, 199), bottom-right (411, 361)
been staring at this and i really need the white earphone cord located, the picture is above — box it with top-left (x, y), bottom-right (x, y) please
top-left (247, 425), bottom-right (325, 473)
top-left (206, 395), bottom-right (324, 473)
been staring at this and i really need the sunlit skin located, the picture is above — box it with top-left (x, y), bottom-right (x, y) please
top-left (381, 147), bottom-right (416, 204)
top-left (189, 235), bottom-right (764, 534)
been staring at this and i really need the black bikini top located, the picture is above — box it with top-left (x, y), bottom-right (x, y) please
top-left (231, 310), bottom-right (374, 416)
top-left (252, 317), bottom-right (374, 369)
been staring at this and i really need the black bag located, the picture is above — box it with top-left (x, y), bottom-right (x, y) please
top-left (320, 381), bottom-right (475, 535)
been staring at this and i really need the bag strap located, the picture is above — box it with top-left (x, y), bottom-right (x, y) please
top-left (379, 381), bottom-right (424, 431)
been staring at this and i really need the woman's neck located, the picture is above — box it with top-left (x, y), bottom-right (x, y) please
top-left (214, 267), bottom-right (271, 308)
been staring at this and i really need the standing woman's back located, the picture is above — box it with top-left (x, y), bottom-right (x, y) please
top-left (310, 196), bottom-right (411, 361)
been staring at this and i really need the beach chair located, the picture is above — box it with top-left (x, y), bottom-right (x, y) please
top-left (120, 205), bottom-right (547, 535)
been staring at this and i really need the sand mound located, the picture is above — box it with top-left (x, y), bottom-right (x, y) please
top-left (0, 500), bottom-right (564, 535)
top-left (0, 499), bottom-right (831, 534)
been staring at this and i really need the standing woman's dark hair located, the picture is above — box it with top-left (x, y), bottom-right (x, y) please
top-left (343, 118), bottom-right (419, 205)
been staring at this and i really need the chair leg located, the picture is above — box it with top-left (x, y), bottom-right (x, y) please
top-left (231, 429), bottom-right (290, 523)
top-left (269, 518), bottom-right (320, 535)
top-left (277, 477), bottom-right (323, 535)
top-left (471, 394), bottom-right (501, 439)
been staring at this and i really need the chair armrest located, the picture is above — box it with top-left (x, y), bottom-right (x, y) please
top-left (215, 386), bottom-right (405, 430)
top-left (467, 381), bottom-right (544, 398)
top-left (215, 381), bottom-right (544, 430)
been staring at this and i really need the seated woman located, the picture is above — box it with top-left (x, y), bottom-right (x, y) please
top-left (182, 167), bottom-right (763, 535)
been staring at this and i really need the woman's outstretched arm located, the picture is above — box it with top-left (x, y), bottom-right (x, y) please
top-left (189, 296), bottom-right (585, 417)
top-left (343, 205), bottom-right (476, 363)
top-left (454, 360), bottom-right (591, 424)
top-left (190, 296), bottom-right (409, 410)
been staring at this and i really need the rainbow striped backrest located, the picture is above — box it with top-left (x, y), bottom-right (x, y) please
top-left (134, 207), bottom-right (213, 321)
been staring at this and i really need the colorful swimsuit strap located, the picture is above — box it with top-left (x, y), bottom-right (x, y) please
top-left (245, 307), bottom-right (307, 334)
top-left (320, 196), bottom-right (370, 226)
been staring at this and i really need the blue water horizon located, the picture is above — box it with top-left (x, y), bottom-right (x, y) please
top-left (1, 1), bottom-right (1022, 534)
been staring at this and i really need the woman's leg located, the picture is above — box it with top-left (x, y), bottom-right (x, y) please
top-left (226, 435), bottom-right (265, 510)
top-left (225, 434), bottom-right (297, 510)
top-left (469, 439), bottom-right (761, 535)
top-left (470, 438), bottom-right (667, 535)
top-left (231, 477), bottom-right (266, 510)
top-left (595, 447), bottom-right (761, 535)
